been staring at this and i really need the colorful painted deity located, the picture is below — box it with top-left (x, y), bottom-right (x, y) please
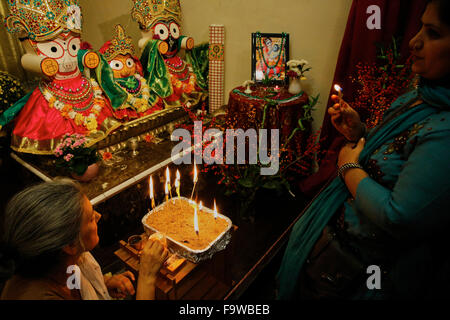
top-left (130, 0), bottom-right (207, 109)
top-left (98, 24), bottom-right (163, 121)
top-left (0, 0), bottom-right (120, 155)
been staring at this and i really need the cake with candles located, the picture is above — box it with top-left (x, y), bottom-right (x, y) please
top-left (144, 198), bottom-right (230, 251)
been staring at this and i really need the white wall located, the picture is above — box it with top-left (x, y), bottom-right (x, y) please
top-left (79, 0), bottom-right (352, 131)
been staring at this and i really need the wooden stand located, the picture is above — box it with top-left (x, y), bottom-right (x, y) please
top-left (114, 226), bottom-right (237, 300)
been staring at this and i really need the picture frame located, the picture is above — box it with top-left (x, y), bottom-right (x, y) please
top-left (251, 32), bottom-right (290, 85)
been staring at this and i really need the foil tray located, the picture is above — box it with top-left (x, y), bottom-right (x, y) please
top-left (142, 197), bottom-right (233, 263)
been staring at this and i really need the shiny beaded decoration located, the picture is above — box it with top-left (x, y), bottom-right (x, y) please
top-left (118, 74), bottom-right (151, 113)
top-left (43, 78), bottom-right (91, 102)
top-left (41, 78), bottom-right (106, 133)
top-left (102, 24), bottom-right (135, 61)
top-left (165, 56), bottom-right (189, 81)
top-left (131, 0), bottom-right (182, 31)
top-left (5, 0), bottom-right (82, 41)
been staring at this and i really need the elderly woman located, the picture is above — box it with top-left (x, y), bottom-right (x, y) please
top-left (0, 179), bottom-right (168, 300)
top-left (278, 0), bottom-right (450, 299)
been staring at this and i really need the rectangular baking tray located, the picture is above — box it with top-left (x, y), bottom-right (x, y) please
top-left (142, 197), bottom-right (233, 263)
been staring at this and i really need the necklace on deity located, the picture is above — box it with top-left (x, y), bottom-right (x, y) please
top-left (117, 76), bottom-right (142, 94)
top-left (40, 78), bottom-right (106, 133)
top-left (43, 77), bottom-right (92, 103)
top-left (165, 56), bottom-right (189, 80)
top-left (118, 74), bottom-right (151, 113)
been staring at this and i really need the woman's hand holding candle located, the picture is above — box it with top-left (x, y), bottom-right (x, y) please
top-left (328, 94), bottom-right (365, 142)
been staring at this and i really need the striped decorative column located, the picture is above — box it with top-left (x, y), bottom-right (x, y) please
top-left (208, 24), bottom-right (225, 113)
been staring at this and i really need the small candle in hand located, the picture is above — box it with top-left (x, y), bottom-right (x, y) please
top-left (334, 84), bottom-right (344, 106)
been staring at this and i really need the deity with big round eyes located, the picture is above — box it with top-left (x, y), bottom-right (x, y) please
top-left (98, 25), bottom-right (163, 121)
top-left (0, 0), bottom-right (120, 155)
top-left (131, 0), bottom-right (207, 109)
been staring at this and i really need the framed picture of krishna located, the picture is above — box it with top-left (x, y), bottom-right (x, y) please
top-left (251, 32), bottom-right (289, 85)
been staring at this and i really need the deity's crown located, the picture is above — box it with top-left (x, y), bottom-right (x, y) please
top-left (131, 0), bottom-right (182, 32)
top-left (100, 25), bottom-right (135, 61)
top-left (4, 0), bottom-right (82, 42)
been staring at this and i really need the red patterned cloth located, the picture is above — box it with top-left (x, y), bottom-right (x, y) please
top-left (227, 86), bottom-right (309, 140)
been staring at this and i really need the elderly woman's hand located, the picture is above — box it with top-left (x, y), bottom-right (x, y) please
top-left (139, 238), bottom-right (169, 280)
top-left (338, 138), bottom-right (366, 168)
top-left (328, 95), bottom-right (365, 141)
top-left (104, 271), bottom-right (136, 299)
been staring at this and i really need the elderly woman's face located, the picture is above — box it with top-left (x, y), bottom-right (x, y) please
top-left (409, 2), bottom-right (450, 81)
top-left (80, 196), bottom-right (101, 252)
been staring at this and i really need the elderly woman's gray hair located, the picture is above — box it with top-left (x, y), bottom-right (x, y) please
top-left (0, 179), bottom-right (85, 280)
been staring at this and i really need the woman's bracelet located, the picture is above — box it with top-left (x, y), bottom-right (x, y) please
top-left (338, 162), bottom-right (364, 180)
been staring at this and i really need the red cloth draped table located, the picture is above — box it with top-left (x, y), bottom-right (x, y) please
top-left (227, 85), bottom-right (310, 144)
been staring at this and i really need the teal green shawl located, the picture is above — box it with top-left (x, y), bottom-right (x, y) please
top-left (276, 80), bottom-right (450, 300)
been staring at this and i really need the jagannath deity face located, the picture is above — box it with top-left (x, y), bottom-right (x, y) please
top-left (33, 32), bottom-right (81, 79)
top-left (152, 20), bottom-right (181, 58)
top-left (109, 54), bottom-right (137, 79)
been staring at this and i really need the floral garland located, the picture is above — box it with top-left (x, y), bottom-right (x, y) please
top-left (256, 32), bottom-right (286, 71)
top-left (118, 74), bottom-right (151, 113)
top-left (42, 78), bottom-right (105, 133)
top-left (169, 69), bottom-right (196, 94)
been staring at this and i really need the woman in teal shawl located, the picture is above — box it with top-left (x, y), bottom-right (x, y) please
top-left (278, 0), bottom-right (450, 299)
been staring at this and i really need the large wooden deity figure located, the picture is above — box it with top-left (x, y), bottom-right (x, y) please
top-left (0, 0), bottom-right (120, 155)
top-left (130, 0), bottom-right (207, 109)
top-left (98, 24), bottom-right (163, 121)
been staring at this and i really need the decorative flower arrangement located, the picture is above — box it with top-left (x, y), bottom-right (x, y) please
top-left (286, 59), bottom-right (311, 80)
top-left (54, 134), bottom-right (100, 176)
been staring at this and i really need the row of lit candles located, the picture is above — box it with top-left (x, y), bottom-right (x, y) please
top-left (148, 163), bottom-right (218, 235)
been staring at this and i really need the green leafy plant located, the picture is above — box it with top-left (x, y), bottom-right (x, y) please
top-left (54, 134), bottom-right (100, 176)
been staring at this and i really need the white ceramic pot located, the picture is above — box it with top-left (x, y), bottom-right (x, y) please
top-left (288, 77), bottom-right (302, 95)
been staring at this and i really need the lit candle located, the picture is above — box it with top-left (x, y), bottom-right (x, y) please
top-left (190, 160), bottom-right (198, 199)
top-left (334, 84), bottom-right (344, 107)
top-left (149, 176), bottom-right (155, 210)
top-left (194, 204), bottom-right (199, 236)
top-left (165, 167), bottom-right (172, 199)
top-left (175, 170), bottom-right (181, 198)
top-left (274, 85), bottom-right (280, 92)
top-left (165, 180), bottom-right (169, 202)
top-left (334, 84), bottom-right (343, 98)
top-left (213, 199), bottom-right (218, 219)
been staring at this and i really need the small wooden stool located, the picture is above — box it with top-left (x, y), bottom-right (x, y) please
top-left (114, 226), bottom-right (237, 300)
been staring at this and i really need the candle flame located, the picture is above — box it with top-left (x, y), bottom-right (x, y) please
top-left (176, 169), bottom-right (180, 180)
top-left (334, 84), bottom-right (342, 92)
top-left (214, 199), bottom-right (218, 219)
top-left (149, 176), bottom-right (154, 199)
top-left (165, 180), bottom-right (168, 195)
top-left (165, 166), bottom-right (170, 182)
top-left (194, 205), bottom-right (199, 234)
top-left (199, 201), bottom-right (203, 211)
top-left (193, 162), bottom-right (198, 183)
